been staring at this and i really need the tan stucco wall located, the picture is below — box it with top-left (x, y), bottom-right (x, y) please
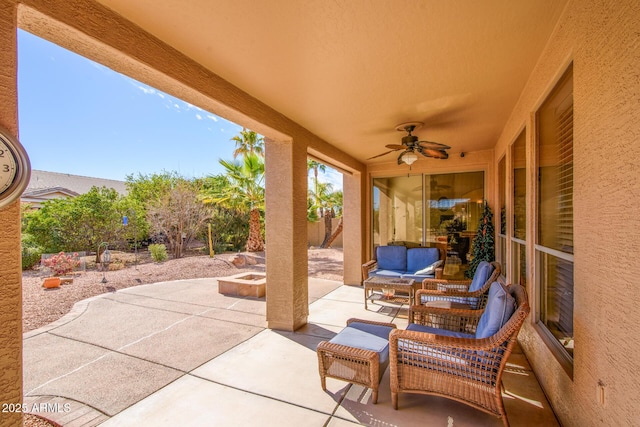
top-left (0, 2), bottom-right (23, 425)
top-left (307, 220), bottom-right (343, 248)
top-left (265, 138), bottom-right (309, 330)
top-left (493, 0), bottom-right (640, 425)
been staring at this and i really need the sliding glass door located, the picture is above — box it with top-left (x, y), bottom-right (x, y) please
top-left (373, 171), bottom-right (484, 264)
top-left (372, 175), bottom-right (423, 248)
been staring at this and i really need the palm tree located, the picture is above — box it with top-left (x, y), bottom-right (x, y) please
top-left (310, 182), bottom-right (343, 248)
top-left (202, 153), bottom-right (265, 252)
top-left (231, 128), bottom-right (264, 159)
top-left (307, 159), bottom-right (326, 206)
top-left (323, 190), bottom-right (344, 248)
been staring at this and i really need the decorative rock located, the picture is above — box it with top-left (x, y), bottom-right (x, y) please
top-left (231, 255), bottom-right (246, 267)
top-left (42, 277), bottom-right (61, 289)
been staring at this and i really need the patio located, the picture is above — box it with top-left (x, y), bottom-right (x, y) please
top-left (23, 277), bottom-right (558, 426)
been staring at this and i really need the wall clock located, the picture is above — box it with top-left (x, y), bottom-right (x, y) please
top-left (0, 126), bottom-right (31, 209)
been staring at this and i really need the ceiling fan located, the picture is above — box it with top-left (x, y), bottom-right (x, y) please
top-left (368, 122), bottom-right (450, 165)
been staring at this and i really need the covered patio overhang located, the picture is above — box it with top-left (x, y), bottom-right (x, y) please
top-left (5, 0), bottom-right (566, 333)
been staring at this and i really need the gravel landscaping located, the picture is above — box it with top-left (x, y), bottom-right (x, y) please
top-left (22, 247), bottom-right (344, 332)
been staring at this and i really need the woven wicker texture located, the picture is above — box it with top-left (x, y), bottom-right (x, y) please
top-left (416, 261), bottom-right (502, 311)
top-left (317, 318), bottom-right (397, 404)
top-left (390, 284), bottom-right (529, 427)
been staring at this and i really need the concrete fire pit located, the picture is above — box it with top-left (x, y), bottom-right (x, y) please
top-left (218, 272), bottom-right (266, 298)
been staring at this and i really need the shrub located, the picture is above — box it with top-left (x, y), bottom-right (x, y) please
top-left (21, 233), bottom-right (43, 270)
top-left (149, 244), bottom-right (168, 262)
top-left (42, 252), bottom-right (81, 276)
top-left (22, 246), bottom-right (42, 270)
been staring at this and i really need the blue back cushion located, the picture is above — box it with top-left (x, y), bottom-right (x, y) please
top-left (376, 246), bottom-right (407, 271)
top-left (406, 248), bottom-right (440, 272)
top-left (475, 282), bottom-right (516, 339)
top-left (468, 261), bottom-right (493, 292)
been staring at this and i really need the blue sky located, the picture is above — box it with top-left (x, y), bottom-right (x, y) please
top-left (17, 30), bottom-right (341, 190)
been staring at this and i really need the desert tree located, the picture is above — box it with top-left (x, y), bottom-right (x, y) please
top-left (146, 178), bottom-right (212, 258)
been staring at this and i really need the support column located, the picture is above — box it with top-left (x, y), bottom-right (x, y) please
top-left (264, 138), bottom-right (309, 330)
top-left (343, 172), bottom-right (366, 285)
top-left (0, 2), bottom-right (23, 426)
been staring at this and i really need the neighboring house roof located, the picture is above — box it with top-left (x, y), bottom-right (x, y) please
top-left (22, 170), bottom-right (128, 208)
top-left (21, 187), bottom-right (80, 209)
top-left (22, 186), bottom-right (80, 198)
top-left (25, 170), bottom-right (128, 195)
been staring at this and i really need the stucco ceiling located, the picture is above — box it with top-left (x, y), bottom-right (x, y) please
top-left (96, 0), bottom-right (568, 164)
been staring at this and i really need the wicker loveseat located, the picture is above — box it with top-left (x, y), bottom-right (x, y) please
top-left (389, 282), bottom-right (529, 427)
top-left (361, 245), bottom-right (444, 282)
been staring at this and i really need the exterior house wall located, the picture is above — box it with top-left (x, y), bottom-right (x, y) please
top-left (493, 0), bottom-right (640, 425)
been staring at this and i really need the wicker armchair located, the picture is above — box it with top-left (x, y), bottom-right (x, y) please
top-left (414, 261), bottom-right (501, 313)
top-left (389, 283), bottom-right (529, 427)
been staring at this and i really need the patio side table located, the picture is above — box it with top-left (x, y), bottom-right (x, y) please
top-left (363, 277), bottom-right (416, 310)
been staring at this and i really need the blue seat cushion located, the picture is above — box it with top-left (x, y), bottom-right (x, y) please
top-left (406, 248), bottom-right (441, 273)
top-left (376, 246), bottom-right (407, 271)
top-left (407, 323), bottom-right (475, 339)
top-left (348, 321), bottom-right (395, 340)
top-left (369, 269), bottom-right (404, 278)
top-left (329, 326), bottom-right (390, 364)
top-left (468, 261), bottom-right (494, 292)
top-left (475, 282), bottom-right (516, 339)
top-left (400, 273), bottom-right (435, 281)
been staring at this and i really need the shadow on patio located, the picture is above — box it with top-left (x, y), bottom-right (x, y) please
top-left (23, 277), bottom-right (558, 426)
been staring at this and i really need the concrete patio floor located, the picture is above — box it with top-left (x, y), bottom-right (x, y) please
top-left (23, 277), bottom-right (560, 426)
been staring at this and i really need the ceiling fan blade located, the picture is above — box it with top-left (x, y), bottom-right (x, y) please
top-left (420, 148), bottom-right (449, 159)
top-left (385, 144), bottom-right (406, 150)
top-left (418, 140), bottom-right (451, 150)
top-left (367, 150), bottom-right (395, 160)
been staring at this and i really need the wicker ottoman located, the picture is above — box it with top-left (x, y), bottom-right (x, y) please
top-left (316, 318), bottom-right (396, 404)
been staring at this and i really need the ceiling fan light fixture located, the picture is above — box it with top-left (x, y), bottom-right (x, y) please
top-left (401, 151), bottom-right (418, 165)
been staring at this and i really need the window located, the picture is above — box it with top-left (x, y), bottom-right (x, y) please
top-left (497, 157), bottom-right (507, 274)
top-left (536, 64), bottom-right (574, 369)
top-left (512, 131), bottom-right (527, 285)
